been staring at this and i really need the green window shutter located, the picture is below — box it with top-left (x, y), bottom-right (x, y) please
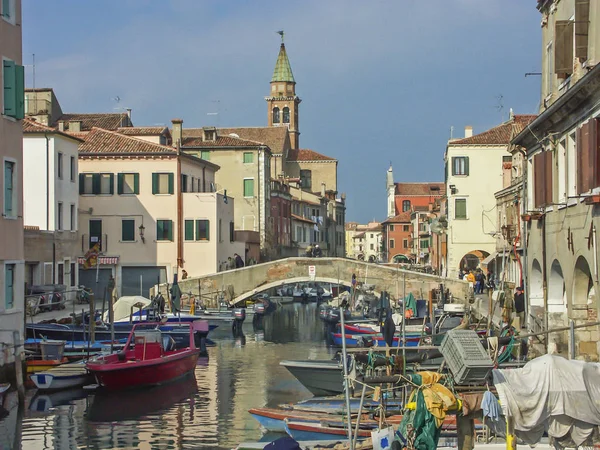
top-left (243, 152), bottom-right (253, 163)
top-left (464, 157), bottom-right (469, 176)
top-left (455, 199), bottom-right (467, 219)
top-left (451, 157), bottom-right (457, 176)
top-left (168, 173), bottom-right (174, 194)
top-left (122, 219), bottom-right (135, 241)
top-left (109, 173), bottom-right (114, 195)
top-left (167, 220), bottom-right (173, 241)
top-left (14, 65), bottom-right (24, 119)
top-left (152, 173), bottom-right (158, 194)
top-left (2, 0), bottom-right (10, 18)
top-left (201, 150), bottom-right (210, 161)
top-left (3, 60), bottom-right (16, 116)
top-left (134, 173), bottom-right (140, 194)
top-left (243, 179), bottom-right (254, 197)
top-left (117, 173), bottom-right (124, 195)
top-left (92, 174), bottom-right (101, 194)
top-left (157, 220), bottom-right (164, 240)
top-left (79, 174), bottom-right (84, 194)
top-left (184, 220), bottom-right (194, 241)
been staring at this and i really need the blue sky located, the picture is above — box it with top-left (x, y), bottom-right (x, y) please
top-left (23, 0), bottom-right (542, 223)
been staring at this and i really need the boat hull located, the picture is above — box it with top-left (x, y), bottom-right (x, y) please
top-left (30, 372), bottom-right (92, 391)
top-left (88, 350), bottom-right (200, 390)
top-left (285, 420), bottom-right (371, 441)
top-left (280, 360), bottom-right (343, 396)
top-left (330, 332), bottom-right (421, 348)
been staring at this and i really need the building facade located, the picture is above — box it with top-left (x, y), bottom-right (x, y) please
top-left (512, 0), bottom-right (600, 359)
top-left (386, 166), bottom-right (444, 218)
top-left (22, 119), bottom-right (83, 294)
top-left (381, 213), bottom-right (412, 262)
top-left (411, 208), bottom-right (432, 266)
top-left (77, 128), bottom-right (243, 298)
top-left (0, 0), bottom-right (25, 371)
top-left (445, 117), bottom-right (535, 278)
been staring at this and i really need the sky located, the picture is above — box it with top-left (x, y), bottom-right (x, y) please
top-left (23, 0), bottom-right (542, 223)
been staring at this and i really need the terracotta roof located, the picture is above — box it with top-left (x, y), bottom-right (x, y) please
top-left (291, 214), bottom-right (316, 225)
top-left (287, 148), bottom-right (336, 162)
top-left (117, 126), bottom-right (169, 136)
top-left (55, 113), bottom-right (132, 131)
top-left (450, 115), bottom-right (537, 146)
top-left (181, 135), bottom-right (265, 148)
top-left (353, 232), bottom-right (366, 239)
top-left (79, 128), bottom-right (179, 155)
top-left (382, 212), bottom-right (412, 224)
top-left (183, 127), bottom-right (290, 155)
top-left (394, 182), bottom-right (445, 196)
top-left (22, 119), bottom-right (84, 142)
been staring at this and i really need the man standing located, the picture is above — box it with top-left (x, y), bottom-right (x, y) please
top-left (514, 286), bottom-right (525, 328)
top-left (234, 253), bottom-right (245, 268)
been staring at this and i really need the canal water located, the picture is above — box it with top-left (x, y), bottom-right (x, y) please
top-left (1, 303), bottom-right (338, 450)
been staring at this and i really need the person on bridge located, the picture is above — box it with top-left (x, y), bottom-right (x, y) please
top-left (312, 244), bottom-right (322, 257)
top-left (234, 253), bottom-right (245, 268)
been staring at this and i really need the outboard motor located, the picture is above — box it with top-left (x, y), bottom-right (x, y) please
top-left (318, 304), bottom-right (331, 321)
top-left (232, 307), bottom-right (246, 334)
top-left (254, 303), bottom-right (266, 315)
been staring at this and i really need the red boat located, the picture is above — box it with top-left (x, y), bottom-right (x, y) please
top-left (86, 322), bottom-right (201, 390)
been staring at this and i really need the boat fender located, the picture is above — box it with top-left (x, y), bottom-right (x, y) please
top-left (117, 351), bottom-right (127, 362)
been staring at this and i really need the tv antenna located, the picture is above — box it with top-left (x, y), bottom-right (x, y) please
top-left (495, 95), bottom-right (504, 121)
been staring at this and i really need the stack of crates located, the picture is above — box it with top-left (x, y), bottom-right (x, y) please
top-left (440, 329), bottom-right (493, 384)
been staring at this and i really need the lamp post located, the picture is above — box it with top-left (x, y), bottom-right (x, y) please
top-left (139, 223), bottom-right (145, 243)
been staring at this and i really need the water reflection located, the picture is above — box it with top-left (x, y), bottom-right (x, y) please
top-left (5, 303), bottom-right (337, 449)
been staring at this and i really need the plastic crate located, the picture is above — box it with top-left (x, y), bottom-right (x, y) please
top-left (440, 329), bottom-right (493, 384)
top-left (40, 340), bottom-right (65, 360)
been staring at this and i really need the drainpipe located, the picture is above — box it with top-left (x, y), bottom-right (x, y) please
top-left (258, 147), bottom-right (262, 253)
top-left (541, 215), bottom-right (548, 352)
top-left (176, 141), bottom-right (183, 268)
top-left (45, 133), bottom-right (50, 230)
top-left (521, 152), bottom-right (529, 325)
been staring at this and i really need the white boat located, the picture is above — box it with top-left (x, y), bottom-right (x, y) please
top-left (30, 361), bottom-right (92, 391)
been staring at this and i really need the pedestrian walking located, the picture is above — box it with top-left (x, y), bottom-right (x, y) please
top-left (514, 286), bottom-right (525, 327)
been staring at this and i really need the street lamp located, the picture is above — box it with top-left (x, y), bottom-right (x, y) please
top-left (139, 223), bottom-right (145, 243)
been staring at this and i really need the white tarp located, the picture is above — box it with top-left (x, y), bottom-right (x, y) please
top-left (493, 354), bottom-right (600, 447)
top-left (104, 296), bottom-right (151, 322)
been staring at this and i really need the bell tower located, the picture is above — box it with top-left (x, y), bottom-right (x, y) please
top-left (266, 31), bottom-right (301, 149)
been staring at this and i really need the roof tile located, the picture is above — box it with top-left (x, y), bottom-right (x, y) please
top-left (117, 126), bottom-right (169, 136)
top-left (394, 182), bottom-right (445, 196)
top-left (22, 118), bottom-right (84, 142)
top-left (450, 115), bottom-right (537, 146)
top-left (55, 113), bottom-right (132, 131)
top-left (181, 135), bottom-right (265, 148)
top-left (382, 212), bottom-right (412, 224)
top-left (79, 128), bottom-right (177, 155)
top-left (287, 148), bottom-right (336, 162)
top-left (183, 126), bottom-right (290, 155)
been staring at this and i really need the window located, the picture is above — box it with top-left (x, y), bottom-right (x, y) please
top-left (190, 177), bottom-right (195, 193)
top-left (283, 107), bottom-right (290, 124)
top-left (99, 173), bottom-right (113, 194)
top-left (403, 239), bottom-right (409, 248)
top-left (554, 21), bottom-right (574, 79)
top-left (402, 200), bottom-right (411, 212)
top-left (451, 157), bottom-right (469, 176)
top-left (57, 202), bottom-right (63, 230)
top-left (70, 156), bottom-right (76, 182)
top-left (70, 262), bottom-right (76, 286)
top-left (370, 243), bottom-right (374, 250)
top-left (243, 152), bottom-right (253, 164)
top-left (181, 174), bottom-right (188, 193)
top-left (455, 198), bottom-right (467, 219)
top-left (122, 219), bottom-right (135, 242)
top-left (389, 225), bottom-right (394, 232)
top-left (156, 220), bottom-right (173, 241)
top-left (558, 139), bottom-right (567, 203)
top-left (118, 173), bottom-right (139, 195)
top-left (57, 263), bottom-right (64, 285)
top-left (420, 239), bottom-right (430, 249)
top-left (3, 160), bottom-right (15, 217)
top-left (200, 151), bottom-right (210, 161)
top-left (230, 221), bottom-right (235, 242)
top-left (575, 1), bottom-right (589, 61)
top-left (243, 178), bottom-right (254, 197)
top-left (57, 152), bottom-right (63, 179)
top-left (1, 0), bottom-right (14, 21)
top-left (300, 170), bottom-right (312, 189)
top-left (5, 263), bottom-right (15, 309)
top-left (79, 173), bottom-right (114, 195)
top-left (89, 219), bottom-right (102, 249)
top-left (273, 107), bottom-right (280, 124)
top-left (546, 41), bottom-right (554, 95)
top-left (2, 59), bottom-right (24, 119)
top-left (389, 239), bottom-right (395, 249)
top-left (567, 132), bottom-right (577, 198)
top-left (219, 219), bottom-right (222, 242)
top-left (184, 220), bottom-right (194, 241)
top-left (403, 225), bottom-right (409, 232)
top-left (152, 173), bottom-right (174, 195)
top-left (196, 220), bottom-right (209, 241)
top-left (80, 173), bottom-right (94, 194)
top-left (70, 204), bottom-right (75, 231)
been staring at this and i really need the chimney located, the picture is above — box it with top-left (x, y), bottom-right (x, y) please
top-left (321, 182), bottom-right (326, 197)
top-left (126, 108), bottom-right (132, 122)
top-left (70, 121), bottom-right (81, 133)
top-left (171, 118), bottom-right (183, 147)
top-left (57, 121), bottom-right (65, 132)
top-left (464, 126), bottom-right (473, 138)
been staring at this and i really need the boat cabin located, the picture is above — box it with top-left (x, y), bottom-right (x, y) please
top-left (131, 330), bottom-right (176, 361)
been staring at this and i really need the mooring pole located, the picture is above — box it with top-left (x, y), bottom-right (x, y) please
top-left (339, 304), bottom-right (354, 447)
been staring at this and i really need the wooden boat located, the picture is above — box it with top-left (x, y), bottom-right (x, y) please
top-left (282, 396), bottom-right (403, 415)
top-left (280, 359), bottom-right (345, 396)
top-left (86, 322), bottom-right (201, 390)
top-left (26, 358), bottom-right (68, 375)
top-left (30, 361), bottom-right (92, 391)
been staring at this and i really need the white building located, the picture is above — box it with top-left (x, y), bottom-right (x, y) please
top-left (22, 119), bottom-right (83, 290)
top-left (444, 116), bottom-right (535, 277)
top-left (77, 128), bottom-right (244, 298)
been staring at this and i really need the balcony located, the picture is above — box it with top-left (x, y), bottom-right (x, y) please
top-left (25, 98), bottom-right (51, 116)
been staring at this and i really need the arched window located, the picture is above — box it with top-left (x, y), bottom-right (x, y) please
top-left (272, 107), bottom-right (280, 124)
top-left (402, 200), bottom-right (411, 212)
top-left (283, 107), bottom-right (290, 123)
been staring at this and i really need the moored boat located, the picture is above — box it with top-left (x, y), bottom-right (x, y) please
top-left (330, 332), bottom-right (422, 348)
top-left (86, 322), bottom-right (201, 390)
top-left (30, 361), bottom-right (92, 391)
top-left (280, 359), bottom-right (345, 396)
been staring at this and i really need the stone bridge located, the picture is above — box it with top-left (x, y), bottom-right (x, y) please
top-left (152, 257), bottom-right (469, 308)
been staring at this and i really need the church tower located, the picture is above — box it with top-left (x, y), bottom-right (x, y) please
top-left (266, 33), bottom-right (301, 149)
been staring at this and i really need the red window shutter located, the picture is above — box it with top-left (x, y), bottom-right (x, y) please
top-left (588, 118), bottom-right (599, 190)
top-left (544, 150), bottom-right (553, 206)
top-left (534, 152), bottom-right (545, 208)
